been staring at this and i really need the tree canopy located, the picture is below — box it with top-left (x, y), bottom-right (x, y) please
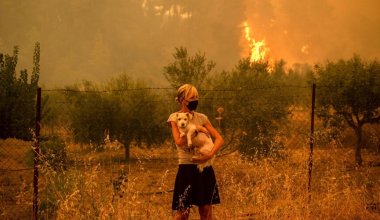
top-left (163, 47), bottom-right (216, 89)
top-left (207, 58), bottom-right (295, 157)
top-left (60, 75), bottom-right (170, 161)
top-left (0, 43), bottom-right (40, 140)
top-left (316, 55), bottom-right (380, 164)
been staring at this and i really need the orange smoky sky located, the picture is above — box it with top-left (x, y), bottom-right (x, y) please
top-left (0, 0), bottom-right (379, 87)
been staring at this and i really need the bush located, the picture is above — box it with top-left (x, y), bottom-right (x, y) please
top-left (39, 136), bottom-right (68, 171)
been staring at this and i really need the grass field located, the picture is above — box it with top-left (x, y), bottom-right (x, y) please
top-left (1, 138), bottom-right (380, 219)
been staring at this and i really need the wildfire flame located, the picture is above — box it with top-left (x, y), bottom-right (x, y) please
top-left (242, 22), bottom-right (270, 62)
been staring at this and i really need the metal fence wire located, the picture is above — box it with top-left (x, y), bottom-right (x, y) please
top-left (1, 84), bottom-right (379, 219)
top-left (36, 85), bottom-right (315, 219)
top-left (0, 139), bottom-right (34, 219)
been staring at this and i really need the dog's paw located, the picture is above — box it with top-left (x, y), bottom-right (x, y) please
top-left (187, 142), bottom-right (193, 148)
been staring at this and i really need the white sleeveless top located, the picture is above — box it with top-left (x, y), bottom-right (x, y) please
top-left (167, 112), bottom-right (209, 164)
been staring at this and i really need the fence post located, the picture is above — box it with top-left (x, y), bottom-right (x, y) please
top-left (308, 83), bottom-right (316, 203)
top-left (33, 87), bottom-right (41, 220)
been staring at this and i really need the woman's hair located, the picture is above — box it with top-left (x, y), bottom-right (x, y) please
top-left (175, 84), bottom-right (199, 103)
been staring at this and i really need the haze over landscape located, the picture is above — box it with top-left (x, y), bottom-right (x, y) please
top-left (1, 0), bottom-right (379, 87)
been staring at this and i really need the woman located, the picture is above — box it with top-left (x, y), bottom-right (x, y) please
top-left (167, 84), bottom-right (224, 220)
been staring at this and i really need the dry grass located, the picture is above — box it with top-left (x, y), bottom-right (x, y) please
top-left (214, 147), bottom-right (380, 219)
top-left (44, 145), bottom-right (380, 219)
top-left (1, 138), bottom-right (380, 219)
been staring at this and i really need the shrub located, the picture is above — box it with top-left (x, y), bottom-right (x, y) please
top-left (39, 136), bottom-right (68, 171)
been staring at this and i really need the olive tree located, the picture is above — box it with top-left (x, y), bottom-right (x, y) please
top-left (65, 75), bottom-right (169, 161)
top-left (316, 55), bottom-right (380, 165)
top-left (210, 58), bottom-right (292, 158)
top-left (163, 47), bottom-right (216, 89)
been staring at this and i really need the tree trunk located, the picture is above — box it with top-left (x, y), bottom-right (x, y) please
top-left (354, 126), bottom-right (363, 166)
top-left (124, 144), bottom-right (130, 163)
top-left (120, 136), bottom-right (131, 163)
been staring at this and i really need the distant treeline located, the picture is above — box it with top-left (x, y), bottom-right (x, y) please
top-left (1, 46), bottom-right (379, 164)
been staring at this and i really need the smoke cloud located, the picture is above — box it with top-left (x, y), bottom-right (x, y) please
top-left (0, 0), bottom-right (378, 87)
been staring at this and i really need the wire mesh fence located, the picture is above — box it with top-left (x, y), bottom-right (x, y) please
top-left (1, 84), bottom-right (379, 219)
top-left (0, 139), bottom-right (34, 219)
top-left (34, 85), bottom-right (316, 219)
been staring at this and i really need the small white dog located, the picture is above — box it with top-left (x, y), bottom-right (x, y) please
top-left (176, 112), bottom-right (215, 172)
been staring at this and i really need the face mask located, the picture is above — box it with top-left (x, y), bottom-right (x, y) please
top-left (187, 100), bottom-right (198, 111)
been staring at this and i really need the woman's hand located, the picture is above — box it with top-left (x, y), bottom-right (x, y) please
top-left (191, 151), bottom-right (213, 164)
top-left (196, 125), bottom-right (209, 136)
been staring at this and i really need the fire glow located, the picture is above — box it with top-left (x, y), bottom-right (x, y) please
top-left (242, 22), bottom-right (270, 62)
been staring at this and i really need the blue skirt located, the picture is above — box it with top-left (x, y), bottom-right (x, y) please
top-left (172, 164), bottom-right (220, 210)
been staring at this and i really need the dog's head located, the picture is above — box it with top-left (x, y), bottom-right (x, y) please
top-left (176, 112), bottom-right (193, 128)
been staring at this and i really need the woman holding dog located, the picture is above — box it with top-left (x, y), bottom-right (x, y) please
top-left (167, 84), bottom-right (224, 220)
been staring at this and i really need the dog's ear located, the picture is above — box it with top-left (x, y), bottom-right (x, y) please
top-left (176, 113), bottom-right (179, 121)
top-left (186, 112), bottom-right (193, 120)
